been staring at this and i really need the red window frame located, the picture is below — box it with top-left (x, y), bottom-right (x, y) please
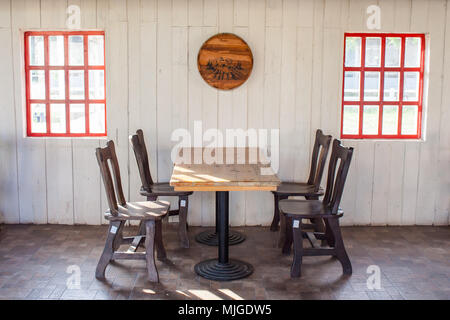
top-left (25, 31), bottom-right (106, 137)
top-left (341, 33), bottom-right (425, 139)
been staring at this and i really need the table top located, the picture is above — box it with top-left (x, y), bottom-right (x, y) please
top-left (169, 147), bottom-right (281, 191)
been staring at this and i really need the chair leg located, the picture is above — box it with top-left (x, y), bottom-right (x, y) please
top-left (291, 219), bottom-right (304, 278)
top-left (178, 195), bottom-right (190, 248)
top-left (270, 194), bottom-right (280, 231)
top-left (327, 217), bottom-right (352, 275)
top-left (144, 220), bottom-right (159, 282)
top-left (282, 216), bottom-right (293, 255)
top-left (96, 221), bottom-right (121, 280)
top-left (155, 219), bottom-right (166, 260)
top-left (112, 221), bottom-right (125, 252)
top-left (323, 218), bottom-right (336, 247)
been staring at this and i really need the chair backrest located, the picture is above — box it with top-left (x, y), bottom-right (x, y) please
top-left (306, 129), bottom-right (332, 191)
top-left (130, 129), bottom-right (154, 191)
top-left (95, 140), bottom-right (126, 214)
top-left (322, 139), bottom-right (354, 214)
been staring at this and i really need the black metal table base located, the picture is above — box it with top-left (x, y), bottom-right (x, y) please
top-left (194, 259), bottom-right (253, 281)
top-left (195, 230), bottom-right (246, 246)
top-left (195, 191), bottom-right (253, 281)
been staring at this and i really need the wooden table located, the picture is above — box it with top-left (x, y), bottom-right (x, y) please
top-left (170, 147), bottom-right (280, 281)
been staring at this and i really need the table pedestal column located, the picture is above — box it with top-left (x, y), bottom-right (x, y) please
top-left (194, 191), bottom-right (253, 281)
top-left (195, 192), bottom-right (246, 246)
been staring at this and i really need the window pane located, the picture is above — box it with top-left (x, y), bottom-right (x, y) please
top-left (382, 105), bottom-right (399, 135)
top-left (89, 70), bottom-right (105, 99)
top-left (49, 70), bottom-right (65, 99)
top-left (403, 72), bottom-right (420, 101)
top-left (385, 37), bottom-right (401, 67)
top-left (405, 37), bottom-right (421, 68)
top-left (342, 105), bottom-right (359, 135)
top-left (401, 105), bottom-right (418, 135)
top-left (29, 36), bottom-right (44, 66)
top-left (49, 36), bottom-right (64, 66)
top-left (364, 72), bottom-right (380, 101)
top-left (68, 35), bottom-right (84, 66)
top-left (345, 37), bottom-right (361, 67)
top-left (384, 72), bottom-right (400, 101)
top-left (365, 37), bottom-right (381, 67)
top-left (362, 105), bottom-right (379, 135)
top-left (89, 104), bottom-right (105, 133)
top-left (344, 72), bottom-right (360, 101)
top-left (70, 104), bottom-right (85, 133)
top-left (30, 103), bottom-right (46, 133)
top-left (50, 104), bottom-right (66, 133)
top-left (88, 36), bottom-right (104, 66)
top-left (69, 70), bottom-right (85, 99)
top-left (30, 70), bottom-right (46, 99)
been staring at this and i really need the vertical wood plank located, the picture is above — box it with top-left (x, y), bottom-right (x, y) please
top-left (0, 0), bottom-right (11, 28)
top-left (187, 26), bottom-right (203, 225)
top-left (173, 0), bottom-right (188, 26)
top-left (41, 0), bottom-right (74, 225)
top-left (71, 0), bottom-right (102, 225)
top-left (293, 27), bottom-right (313, 183)
top-left (279, 0), bottom-right (297, 181)
top-left (140, 0), bottom-right (157, 22)
top-left (436, 0), bottom-right (450, 225)
top-left (203, 0), bottom-right (218, 26)
top-left (188, 0), bottom-right (202, 26)
top-left (0, 27), bottom-right (20, 223)
top-left (102, 3), bottom-right (129, 223)
top-left (170, 25), bottom-right (189, 220)
top-left (297, 0), bottom-right (314, 28)
top-left (200, 26), bottom-right (218, 227)
top-left (309, 0), bottom-right (324, 152)
top-left (156, 0), bottom-right (172, 183)
top-left (12, 0), bottom-right (47, 224)
top-left (245, 0), bottom-right (265, 225)
top-left (266, 0), bottom-right (282, 27)
top-left (128, 0), bottom-right (142, 204)
top-left (234, 0), bottom-right (249, 27)
top-left (416, 0), bottom-right (445, 225)
top-left (109, 0), bottom-right (128, 21)
top-left (401, 0), bottom-right (428, 225)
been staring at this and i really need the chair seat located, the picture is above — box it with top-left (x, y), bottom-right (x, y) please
top-left (105, 200), bottom-right (170, 221)
top-left (139, 183), bottom-right (193, 197)
top-left (273, 182), bottom-right (324, 196)
top-left (279, 199), bottom-right (343, 218)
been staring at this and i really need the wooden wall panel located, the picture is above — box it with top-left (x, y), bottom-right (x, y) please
top-left (0, 0), bottom-right (448, 227)
top-left (11, 0), bottom-right (48, 224)
top-left (0, 27), bottom-right (20, 223)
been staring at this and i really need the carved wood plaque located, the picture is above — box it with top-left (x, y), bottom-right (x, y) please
top-left (197, 33), bottom-right (253, 90)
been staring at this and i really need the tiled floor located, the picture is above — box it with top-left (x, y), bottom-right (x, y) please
top-left (0, 223), bottom-right (448, 300)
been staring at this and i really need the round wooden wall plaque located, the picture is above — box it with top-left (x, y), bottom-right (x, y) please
top-left (197, 33), bottom-right (253, 90)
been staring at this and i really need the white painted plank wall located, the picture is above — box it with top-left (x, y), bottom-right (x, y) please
top-left (0, 0), bottom-right (448, 227)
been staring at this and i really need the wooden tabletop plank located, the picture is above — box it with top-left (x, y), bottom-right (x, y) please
top-left (170, 147), bottom-right (280, 191)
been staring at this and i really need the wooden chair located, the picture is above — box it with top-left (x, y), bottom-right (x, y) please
top-left (95, 140), bottom-right (170, 283)
top-left (130, 129), bottom-right (193, 248)
top-left (271, 129), bottom-right (332, 246)
top-left (279, 139), bottom-right (354, 277)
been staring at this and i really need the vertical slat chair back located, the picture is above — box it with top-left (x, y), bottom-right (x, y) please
top-left (130, 129), bottom-right (154, 192)
top-left (322, 139), bottom-right (354, 214)
top-left (96, 140), bottom-right (126, 215)
top-left (306, 129), bottom-right (332, 192)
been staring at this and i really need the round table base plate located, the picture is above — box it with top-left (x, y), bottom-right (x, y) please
top-left (194, 259), bottom-right (254, 281)
top-left (195, 230), bottom-right (245, 246)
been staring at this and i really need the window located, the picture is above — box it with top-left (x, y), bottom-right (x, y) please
top-left (25, 31), bottom-right (106, 137)
top-left (341, 33), bottom-right (425, 139)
